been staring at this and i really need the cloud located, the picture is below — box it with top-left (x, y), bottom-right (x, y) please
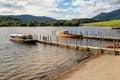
top-left (71, 0), bottom-right (120, 18)
top-left (0, 0), bottom-right (119, 19)
top-left (108, 0), bottom-right (120, 5)
top-left (0, 1), bottom-right (24, 10)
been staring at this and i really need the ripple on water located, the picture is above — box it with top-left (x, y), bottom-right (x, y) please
top-left (0, 44), bottom-right (76, 80)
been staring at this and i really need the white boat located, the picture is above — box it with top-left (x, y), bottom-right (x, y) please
top-left (10, 33), bottom-right (37, 44)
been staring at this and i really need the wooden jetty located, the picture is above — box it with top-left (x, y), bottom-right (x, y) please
top-left (83, 35), bottom-right (120, 41)
top-left (37, 39), bottom-right (120, 55)
top-left (33, 33), bottom-right (120, 55)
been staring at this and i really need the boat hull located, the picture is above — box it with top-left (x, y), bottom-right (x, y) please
top-left (106, 45), bottom-right (120, 48)
top-left (112, 27), bottom-right (120, 29)
top-left (10, 38), bottom-right (37, 44)
top-left (56, 33), bottom-right (83, 38)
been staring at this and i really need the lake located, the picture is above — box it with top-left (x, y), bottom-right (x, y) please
top-left (0, 26), bottom-right (119, 80)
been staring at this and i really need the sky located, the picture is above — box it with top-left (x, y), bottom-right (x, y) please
top-left (0, 0), bottom-right (120, 20)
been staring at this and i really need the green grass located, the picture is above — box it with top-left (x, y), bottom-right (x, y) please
top-left (83, 20), bottom-right (120, 27)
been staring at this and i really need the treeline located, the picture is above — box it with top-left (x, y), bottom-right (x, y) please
top-left (0, 16), bottom-right (97, 26)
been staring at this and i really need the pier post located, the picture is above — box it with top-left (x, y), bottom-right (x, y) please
top-left (80, 38), bottom-right (82, 45)
top-left (40, 35), bottom-right (41, 40)
top-left (65, 38), bottom-right (68, 44)
top-left (75, 38), bottom-right (77, 46)
top-left (35, 35), bottom-right (38, 40)
top-left (70, 38), bottom-right (71, 44)
top-left (116, 39), bottom-right (119, 49)
top-left (50, 36), bottom-right (51, 43)
top-left (56, 37), bottom-right (58, 45)
top-left (75, 31), bottom-right (77, 34)
top-left (34, 34), bottom-right (36, 39)
top-left (47, 35), bottom-right (49, 41)
top-left (113, 40), bottom-right (116, 54)
top-left (108, 32), bottom-right (110, 37)
top-left (102, 35), bottom-right (104, 48)
top-left (89, 34), bottom-right (92, 46)
top-left (80, 31), bottom-right (82, 35)
top-left (86, 31), bottom-right (88, 46)
top-left (75, 38), bottom-right (79, 50)
top-left (100, 32), bottom-right (102, 48)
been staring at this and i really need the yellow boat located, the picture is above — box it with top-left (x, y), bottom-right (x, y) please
top-left (56, 30), bottom-right (83, 38)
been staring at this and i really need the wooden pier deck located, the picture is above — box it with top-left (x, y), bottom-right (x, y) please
top-left (37, 40), bottom-right (120, 55)
top-left (83, 35), bottom-right (120, 41)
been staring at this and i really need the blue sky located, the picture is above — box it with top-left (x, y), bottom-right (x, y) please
top-left (0, 0), bottom-right (120, 19)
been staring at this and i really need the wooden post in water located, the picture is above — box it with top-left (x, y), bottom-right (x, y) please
top-left (75, 38), bottom-right (77, 46)
top-left (69, 38), bottom-right (71, 44)
top-left (80, 31), bottom-right (82, 35)
top-left (75, 31), bottom-right (77, 34)
top-left (34, 34), bottom-right (36, 39)
top-left (80, 38), bottom-right (82, 45)
top-left (47, 35), bottom-right (49, 41)
top-left (113, 40), bottom-right (116, 53)
top-left (89, 35), bottom-right (92, 46)
top-left (86, 31), bottom-right (88, 46)
top-left (75, 38), bottom-right (79, 50)
top-left (40, 34), bottom-right (41, 40)
top-left (65, 38), bottom-right (68, 44)
top-left (108, 32), bottom-right (110, 37)
top-left (100, 32), bottom-right (102, 48)
top-left (102, 35), bottom-right (104, 48)
top-left (36, 35), bottom-right (38, 40)
top-left (116, 39), bottom-right (119, 49)
top-left (50, 36), bottom-right (51, 43)
top-left (56, 37), bottom-right (58, 44)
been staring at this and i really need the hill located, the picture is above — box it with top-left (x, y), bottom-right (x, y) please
top-left (2, 15), bottom-right (56, 21)
top-left (92, 9), bottom-right (120, 20)
top-left (83, 20), bottom-right (120, 27)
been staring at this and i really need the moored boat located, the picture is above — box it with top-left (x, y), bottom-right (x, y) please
top-left (10, 33), bottom-right (37, 44)
top-left (106, 43), bottom-right (120, 48)
top-left (56, 30), bottom-right (83, 38)
top-left (111, 27), bottom-right (120, 29)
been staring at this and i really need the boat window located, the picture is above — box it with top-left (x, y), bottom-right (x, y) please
top-left (64, 31), bottom-right (69, 34)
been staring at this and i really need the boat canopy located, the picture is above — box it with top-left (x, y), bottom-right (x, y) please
top-left (56, 30), bottom-right (69, 34)
top-left (10, 33), bottom-right (33, 39)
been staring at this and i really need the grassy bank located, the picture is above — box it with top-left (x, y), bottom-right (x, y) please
top-left (83, 20), bottom-right (120, 27)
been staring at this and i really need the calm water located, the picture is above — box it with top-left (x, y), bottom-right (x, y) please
top-left (0, 26), bottom-right (120, 80)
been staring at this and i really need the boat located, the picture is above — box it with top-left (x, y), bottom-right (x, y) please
top-left (106, 43), bottom-right (120, 48)
top-left (10, 33), bottom-right (37, 44)
top-left (112, 27), bottom-right (120, 29)
top-left (55, 30), bottom-right (83, 38)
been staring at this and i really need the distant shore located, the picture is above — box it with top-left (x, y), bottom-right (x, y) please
top-left (83, 20), bottom-right (120, 27)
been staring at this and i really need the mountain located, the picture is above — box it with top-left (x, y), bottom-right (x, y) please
top-left (2, 15), bottom-right (56, 21)
top-left (92, 9), bottom-right (120, 20)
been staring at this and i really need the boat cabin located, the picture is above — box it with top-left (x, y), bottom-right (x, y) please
top-left (10, 34), bottom-right (33, 39)
top-left (10, 33), bottom-right (37, 44)
top-left (56, 30), bottom-right (69, 34)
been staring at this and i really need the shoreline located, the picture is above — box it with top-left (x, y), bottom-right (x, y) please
top-left (29, 53), bottom-right (93, 80)
top-left (58, 54), bottom-right (120, 80)
top-left (51, 54), bottom-right (100, 80)
top-left (34, 53), bottom-right (100, 80)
